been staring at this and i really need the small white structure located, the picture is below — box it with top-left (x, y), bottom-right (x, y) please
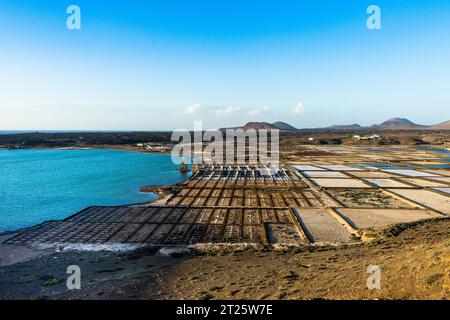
top-left (353, 134), bottom-right (383, 141)
top-left (136, 142), bottom-right (170, 151)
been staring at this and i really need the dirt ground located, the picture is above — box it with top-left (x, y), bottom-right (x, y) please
top-left (0, 218), bottom-right (448, 300)
top-left (157, 218), bottom-right (449, 300)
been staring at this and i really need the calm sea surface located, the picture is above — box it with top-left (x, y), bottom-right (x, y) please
top-left (0, 149), bottom-right (189, 232)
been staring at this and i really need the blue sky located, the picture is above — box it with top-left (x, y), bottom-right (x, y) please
top-left (1, 0), bottom-right (449, 130)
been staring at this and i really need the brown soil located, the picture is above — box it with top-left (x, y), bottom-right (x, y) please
top-left (154, 218), bottom-right (449, 300)
top-left (1, 218), bottom-right (448, 300)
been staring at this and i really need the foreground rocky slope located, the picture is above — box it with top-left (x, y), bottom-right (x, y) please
top-left (0, 218), bottom-right (448, 300)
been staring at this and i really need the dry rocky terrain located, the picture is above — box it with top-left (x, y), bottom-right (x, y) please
top-left (0, 218), bottom-right (448, 300)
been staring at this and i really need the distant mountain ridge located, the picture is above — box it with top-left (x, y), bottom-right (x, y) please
top-left (272, 121), bottom-right (298, 131)
top-left (242, 122), bottom-right (278, 131)
top-left (220, 121), bottom-right (298, 131)
top-left (323, 117), bottom-right (448, 130)
top-left (222, 118), bottom-right (450, 132)
top-left (327, 124), bottom-right (362, 130)
top-left (431, 120), bottom-right (450, 130)
top-left (371, 118), bottom-right (426, 129)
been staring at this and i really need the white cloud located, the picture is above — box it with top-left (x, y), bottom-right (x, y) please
top-left (292, 102), bottom-right (305, 115)
top-left (183, 103), bottom-right (202, 114)
top-left (216, 105), bottom-right (241, 116)
top-left (248, 106), bottom-right (270, 116)
top-left (180, 103), bottom-right (273, 119)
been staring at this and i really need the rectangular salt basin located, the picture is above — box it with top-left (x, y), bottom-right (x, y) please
top-left (317, 165), bottom-right (362, 171)
top-left (294, 209), bottom-right (351, 243)
top-left (409, 161), bottom-right (449, 166)
top-left (360, 166), bottom-right (382, 170)
top-left (428, 177), bottom-right (450, 183)
top-left (383, 169), bottom-right (440, 177)
top-left (435, 188), bottom-right (450, 195)
top-left (311, 178), bottom-right (371, 188)
top-left (350, 171), bottom-right (402, 179)
top-left (336, 208), bottom-right (436, 229)
top-left (419, 170), bottom-right (450, 177)
top-left (302, 171), bottom-right (348, 178)
top-left (363, 155), bottom-right (386, 160)
top-left (364, 179), bottom-right (413, 188)
top-left (399, 178), bottom-right (449, 188)
top-left (291, 165), bottom-right (325, 171)
top-left (388, 189), bottom-right (450, 214)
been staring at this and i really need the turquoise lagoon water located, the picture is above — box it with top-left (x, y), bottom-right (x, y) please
top-left (0, 149), bottom-right (190, 232)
